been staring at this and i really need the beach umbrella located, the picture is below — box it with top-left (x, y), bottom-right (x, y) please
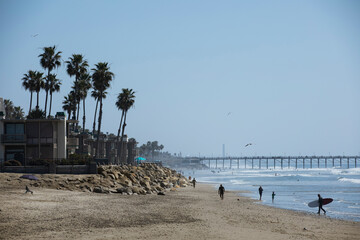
top-left (20, 175), bottom-right (39, 181)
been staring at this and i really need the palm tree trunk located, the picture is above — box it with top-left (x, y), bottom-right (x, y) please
top-left (44, 70), bottom-right (50, 115)
top-left (92, 99), bottom-right (99, 135)
top-left (116, 111), bottom-right (125, 142)
top-left (76, 101), bottom-right (80, 123)
top-left (36, 91), bottom-right (40, 109)
top-left (116, 110), bottom-right (125, 164)
top-left (82, 98), bottom-right (86, 133)
top-left (95, 95), bottom-right (103, 158)
top-left (119, 111), bottom-right (128, 164)
top-left (29, 91), bottom-right (33, 115)
top-left (49, 92), bottom-right (53, 117)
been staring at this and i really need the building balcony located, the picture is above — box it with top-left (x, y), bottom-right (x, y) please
top-left (1, 134), bottom-right (26, 144)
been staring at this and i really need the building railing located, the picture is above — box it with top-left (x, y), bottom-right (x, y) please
top-left (26, 137), bottom-right (55, 144)
top-left (1, 134), bottom-right (26, 143)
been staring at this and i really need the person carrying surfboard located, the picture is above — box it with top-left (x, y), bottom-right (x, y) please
top-left (318, 194), bottom-right (326, 215)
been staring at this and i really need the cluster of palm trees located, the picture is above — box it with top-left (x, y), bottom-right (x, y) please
top-left (139, 141), bottom-right (164, 160)
top-left (21, 45), bottom-right (136, 159)
top-left (22, 46), bottom-right (62, 117)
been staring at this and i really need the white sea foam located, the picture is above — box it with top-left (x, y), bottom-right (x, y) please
top-left (338, 178), bottom-right (360, 184)
top-left (230, 179), bottom-right (248, 185)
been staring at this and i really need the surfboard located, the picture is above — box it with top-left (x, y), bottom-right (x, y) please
top-left (308, 198), bottom-right (333, 208)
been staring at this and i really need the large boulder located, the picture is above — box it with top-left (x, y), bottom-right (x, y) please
top-left (93, 186), bottom-right (110, 194)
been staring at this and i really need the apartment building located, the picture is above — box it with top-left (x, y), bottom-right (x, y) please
top-left (0, 113), bottom-right (78, 164)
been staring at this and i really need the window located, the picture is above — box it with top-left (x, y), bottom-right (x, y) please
top-left (5, 123), bottom-right (24, 134)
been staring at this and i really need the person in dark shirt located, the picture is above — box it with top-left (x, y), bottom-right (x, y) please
top-left (258, 186), bottom-right (263, 200)
top-left (218, 184), bottom-right (225, 200)
top-left (318, 194), bottom-right (326, 214)
top-left (192, 178), bottom-right (196, 188)
top-left (272, 191), bottom-right (276, 203)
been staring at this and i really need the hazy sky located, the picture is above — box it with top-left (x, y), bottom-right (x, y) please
top-left (0, 0), bottom-right (359, 157)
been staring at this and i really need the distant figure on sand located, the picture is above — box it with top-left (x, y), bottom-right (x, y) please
top-left (192, 178), bottom-right (197, 188)
top-left (218, 184), bottom-right (225, 200)
top-left (258, 186), bottom-right (263, 200)
top-left (318, 194), bottom-right (326, 215)
top-left (272, 191), bottom-right (276, 203)
top-left (25, 185), bottom-right (33, 194)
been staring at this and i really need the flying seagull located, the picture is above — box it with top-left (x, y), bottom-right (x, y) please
top-left (227, 112), bottom-right (232, 116)
top-left (31, 34), bottom-right (39, 37)
top-left (245, 143), bottom-right (252, 147)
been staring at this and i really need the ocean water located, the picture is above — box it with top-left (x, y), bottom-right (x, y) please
top-left (179, 164), bottom-right (360, 222)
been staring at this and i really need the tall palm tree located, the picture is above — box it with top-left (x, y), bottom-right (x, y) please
top-left (71, 81), bottom-right (81, 122)
top-left (78, 73), bottom-right (91, 132)
top-left (91, 62), bottom-right (114, 158)
top-left (62, 92), bottom-right (76, 120)
top-left (38, 46), bottom-right (62, 116)
top-left (47, 74), bottom-right (61, 117)
top-left (66, 54), bottom-right (88, 126)
top-left (22, 70), bottom-right (37, 115)
top-left (117, 88), bottom-right (135, 163)
top-left (32, 71), bottom-right (45, 109)
top-left (91, 89), bottom-right (107, 136)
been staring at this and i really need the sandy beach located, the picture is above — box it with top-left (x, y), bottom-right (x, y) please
top-left (0, 176), bottom-right (359, 240)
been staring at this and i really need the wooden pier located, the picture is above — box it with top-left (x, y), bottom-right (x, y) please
top-left (187, 156), bottom-right (359, 169)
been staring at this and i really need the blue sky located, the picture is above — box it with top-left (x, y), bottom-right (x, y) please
top-left (0, 0), bottom-right (359, 157)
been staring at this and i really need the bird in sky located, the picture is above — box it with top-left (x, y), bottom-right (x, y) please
top-left (31, 34), bottom-right (39, 37)
top-left (227, 112), bottom-right (232, 116)
top-left (245, 143), bottom-right (253, 147)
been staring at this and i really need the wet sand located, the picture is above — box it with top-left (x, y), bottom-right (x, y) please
top-left (0, 182), bottom-right (359, 240)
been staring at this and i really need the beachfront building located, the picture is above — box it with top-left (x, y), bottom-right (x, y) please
top-left (0, 98), bottom-right (138, 166)
top-left (0, 112), bottom-right (78, 165)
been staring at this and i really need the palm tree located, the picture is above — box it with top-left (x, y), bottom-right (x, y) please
top-left (66, 54), bottom-right (88, 126)
top-left (47, 74), bottom-right (61, 117)
top-left (117, 88), bottom-right (135, 163)
top-left (78, 73), bottom-right (91, 132)
top-left (71, 81), bottom-right (81, 122)
top-left (91, 62), bottom-right (114, 158)
top-left (22, 70), bottom-right (37, 115)
top-left (13, 106), bottom-right (24, 119)
top-left (62, 92), bottom-right (76, 120)
top-left (91, 89), bottom-right (107, 136)
top-left (38, 46), bottom-right (62, 116)
top-left (32, 71), bottom-right (45, 109)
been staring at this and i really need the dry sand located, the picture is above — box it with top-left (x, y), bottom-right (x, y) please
top-left (0, 174), bottom-right (359, 240)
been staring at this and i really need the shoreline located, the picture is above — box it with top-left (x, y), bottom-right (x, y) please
top-left (1, 181), bottom-right (359, 239)
top-left (205, 183), bottom-right (358, 223)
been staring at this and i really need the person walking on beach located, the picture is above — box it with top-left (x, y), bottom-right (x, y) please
top-left (25, 185), bottom-right (33, 194)
top-left (318, 194), bottom-right (326, 215)
top-left (258, 186), bottom-right (263, 200)
top-left (218, 184), bottom-right (225, 200)
top-left (192, 178), bottom-right (197, 188)
top-left (272, 191), bottom-right (276, 203)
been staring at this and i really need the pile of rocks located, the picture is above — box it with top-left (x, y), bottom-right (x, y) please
top-left (1, 163), bottom-right (190, 195)
top-left (95, 163), bottom-right (190, 195)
